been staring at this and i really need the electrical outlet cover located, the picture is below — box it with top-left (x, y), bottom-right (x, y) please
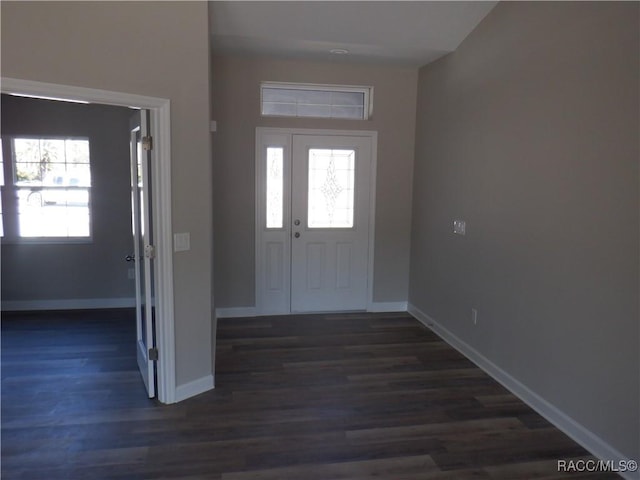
top-left (453, 219), bottom-right (466, 235)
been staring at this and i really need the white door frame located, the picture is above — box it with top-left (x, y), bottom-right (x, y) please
top-left (1, 77), bottom-right (177, 404)
top-left (255, 127), bottom-right (378, 315)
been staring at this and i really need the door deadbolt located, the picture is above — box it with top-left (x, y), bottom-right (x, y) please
top-left (294, 219), bottom-right (300, 226)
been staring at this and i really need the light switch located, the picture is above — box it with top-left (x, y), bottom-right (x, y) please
top-left (453, 220), bottom-right (466, 235)
top-left (174, 232), bottom-right (191, 252)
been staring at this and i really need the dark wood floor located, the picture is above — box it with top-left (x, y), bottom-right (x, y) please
top-left (1, 310), bottom-right (615, 479)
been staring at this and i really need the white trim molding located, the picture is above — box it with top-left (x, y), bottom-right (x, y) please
top-left (2, 298), bottom-right (136, 311)
top-left (175, 375), bottom-right (214, 403)
top-left (218, 302), bottom-right (409, 318)
top-left (1, 77), bottom-right (177, 406)
top-left (368, 301), bottom-right (408, 313)
top-left (407, 303), bottom-right (638, 480)
top-left (216, 307), bottom-right (258, 318)
top-left (2, 78), bottom-right (167, 110)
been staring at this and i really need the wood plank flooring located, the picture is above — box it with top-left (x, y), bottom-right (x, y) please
top-left (1, 310), bottom-right (616, 479)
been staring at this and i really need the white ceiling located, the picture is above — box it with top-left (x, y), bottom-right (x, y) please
top-left (209, 1), bottom-right (497, 67)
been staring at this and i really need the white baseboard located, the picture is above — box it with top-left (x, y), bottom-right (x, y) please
top-left (217, 303), bottom-right (409, 318)
top-left (175, 374), bottom-right (214, 403)
top-left (368, 301), bottom-right (408, 312)
top-left (2, 297), bottom-right (136, 312)
top-left (215, 307), bottom-right (258, 318)
top-left (407, 303), bottom-right (638, 480)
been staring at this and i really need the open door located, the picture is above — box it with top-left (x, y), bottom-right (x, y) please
top-left (128, 110), bottom-right (156, 398)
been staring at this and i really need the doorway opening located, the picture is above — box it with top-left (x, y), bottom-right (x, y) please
top-left (0, 77), bottom-right (176, 403)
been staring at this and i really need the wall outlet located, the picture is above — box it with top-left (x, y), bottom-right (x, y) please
top-left (472, 308), bottom-right (478, 325)
top-left (128, 268), bottom-right (135, 280)
top-left (453, 219), bottom-right (466, 235)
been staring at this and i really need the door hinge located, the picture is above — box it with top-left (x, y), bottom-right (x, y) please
top-left (148, 347), bottom-right (159, 361)
top-left (142, 136), bottom-right (153, 151)
top-left (144, 244), bottom-right (156, 259)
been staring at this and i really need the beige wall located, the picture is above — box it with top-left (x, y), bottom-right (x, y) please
top-left (212, 55), bottom-right (417, 308)
top-left (1, 1), bottom-right (214, 388)
top-left (410, 1), bottom-right (639, 459)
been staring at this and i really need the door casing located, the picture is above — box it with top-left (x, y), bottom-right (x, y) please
top-left (255, 127), bottom-right (378, 315)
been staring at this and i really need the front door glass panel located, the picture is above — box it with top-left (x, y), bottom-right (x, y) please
top-left (307, 148), bottom-right (355, 228)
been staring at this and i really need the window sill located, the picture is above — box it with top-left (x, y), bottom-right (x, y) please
top-left (0, 237), bottom-right (93, 246)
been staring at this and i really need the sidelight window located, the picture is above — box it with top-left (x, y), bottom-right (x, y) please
top-left (265, 146), bottom-right (284, 229)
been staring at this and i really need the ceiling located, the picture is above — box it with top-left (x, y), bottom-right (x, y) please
top-left (209, 1), bottom-right (497, 67)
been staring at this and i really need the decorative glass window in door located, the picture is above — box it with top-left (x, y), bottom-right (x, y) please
top-left (307, 149), bottom-right (355, 228)
top-left (265, 147), bottom-right (284, 229)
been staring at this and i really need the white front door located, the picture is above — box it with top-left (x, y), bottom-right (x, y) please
top-left (290, 135), bottom-right (372, 312)
top-left (256, 129), bottom-right (375, 314)
top-left (129, 110), bottom-right (156, 398)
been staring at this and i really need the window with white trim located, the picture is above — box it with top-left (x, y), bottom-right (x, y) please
top-left (1, 137), bottom-right (92, 240)
top-left (261, 82), bottom-right (372, 120)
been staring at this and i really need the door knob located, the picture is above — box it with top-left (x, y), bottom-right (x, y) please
top-left (125, 255), bottom-right (135, 262)
top-left (294, 232), bottom-right (300, 238)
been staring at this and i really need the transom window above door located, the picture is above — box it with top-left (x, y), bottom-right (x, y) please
top-left (261, 82), bottom-right (373, 120)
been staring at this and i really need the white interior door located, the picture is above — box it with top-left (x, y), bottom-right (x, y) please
top-left (256, 129), bottom-right (374, 314)
top-left (129, 110), bottom-right (156, 398)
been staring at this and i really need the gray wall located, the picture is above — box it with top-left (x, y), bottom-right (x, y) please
top-left (1, 1), bottom-right (213, 388)
top-left (410, 1), bottom-right (638, 459)
top-left (212, 55), bottom-right (417, 308)
top-left (1, 94), bottom-right (134, 304)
